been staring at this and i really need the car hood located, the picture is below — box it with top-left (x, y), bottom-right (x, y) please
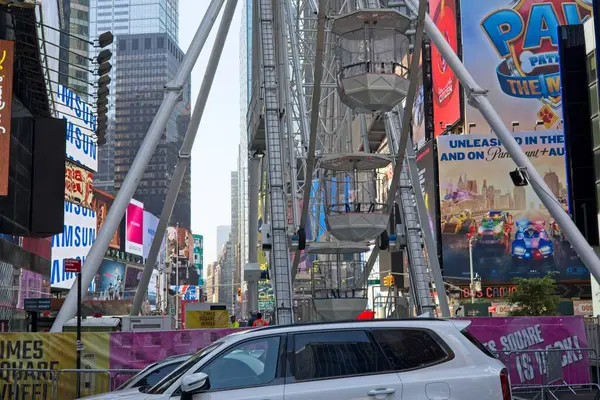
top-left (79, 388), bottom-right (145, 399)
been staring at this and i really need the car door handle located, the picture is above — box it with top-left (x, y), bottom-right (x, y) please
top-left (367, 388), bottom-right (396, 396)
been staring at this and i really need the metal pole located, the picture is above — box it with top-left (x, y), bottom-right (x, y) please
top-left (175, 223), bottom-right (180, 329)
top-left (50, 0), bottom-right (226, 332)
top-left (469, 238), bottom-right (474, 304)
top-left (130, 0), bottom-right (237, 316)
top-left (405, 0), bottom-right (600, 281)
top-left (247, 156), bottom-right (261, 313)
top-left (76, 271), bottom-right (82, 399)
top-left (405, 134), bottom-right (451, 318)
top-left (292, 0), bottom-right (327, 280)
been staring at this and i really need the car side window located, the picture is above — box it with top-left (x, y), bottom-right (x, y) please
top-left (133, 362), bottom-right (181, 388)
top-left (198, 336), bottom-right (281, 391)
top-left (293, 330), bottom-right (385, 381)
top-left (371, 329), bottom-right (451, 371)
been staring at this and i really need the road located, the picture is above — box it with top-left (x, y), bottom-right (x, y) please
top-left (440, 209), bottom-right (588, 283)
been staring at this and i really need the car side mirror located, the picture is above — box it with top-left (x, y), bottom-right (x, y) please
top-left (181, 372), bottom-right (209, 399)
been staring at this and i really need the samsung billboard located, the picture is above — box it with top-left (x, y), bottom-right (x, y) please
top-left (50, 201), bottom-right (97, 288)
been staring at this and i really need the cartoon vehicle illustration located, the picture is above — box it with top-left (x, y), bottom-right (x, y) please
top-left (511, 221), bottom-right (554, 266)
top-left (441, 210), bottom-right (473, 234)
top-left (443, 190), bottom-right (473, 204)
top-left (474, 211), bottom-right (510, 245)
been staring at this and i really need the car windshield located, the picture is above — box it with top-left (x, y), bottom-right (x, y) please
top-left (116, 362), bottom-right (158, 390)
top-left (146, 342), bottom-right (223, 395)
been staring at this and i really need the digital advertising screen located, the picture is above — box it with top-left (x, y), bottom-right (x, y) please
top-left (437, 131), bottom-right (587, 283)
top-left (430, 0), bottom-right (460, 137)
top-left (125, 198), bottom-right (144, 256)
top-left (416, 141), bottom-right (441, 251)
top-left (93, 189), bottom-right (121, 250)
top-left (459, 0), bottom-right (592, 132)
top-left (124, 266), bottom-right (143, 300)
top-left (50, 201), bottom-right (97, 289)
top-left (412, 50), bottom-right (426, 147)
top-left (97, 259), bottom-right (126, 300)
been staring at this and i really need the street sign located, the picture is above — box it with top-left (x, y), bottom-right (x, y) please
top-left (24, 298), bottom-right (51, 312)
top-left (64, 258), bottom-right (82, 273)
top-left (368, 279), bottom-right (381, 285)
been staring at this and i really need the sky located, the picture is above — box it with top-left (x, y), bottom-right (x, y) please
top-left (179, 1), bottom-right (243, 265)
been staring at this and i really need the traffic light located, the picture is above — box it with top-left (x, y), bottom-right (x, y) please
top-left (383, 274), bottom-right (395, 287)
top-left (237, 287), bottom-right (242, 299)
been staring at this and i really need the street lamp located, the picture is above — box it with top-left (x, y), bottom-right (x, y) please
top-left (468, 123), bottom-right (476, 133)
top-left (511, 121), bottom-right (520, 132)
top-left (467, 234), bottom-right (482, 303)
top-left (534, 120), bottom-right (544, 131)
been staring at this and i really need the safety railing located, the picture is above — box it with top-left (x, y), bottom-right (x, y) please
top-left (0, 367), bottom-right (140, 399)
top-left (492, 347), bottom-right (599, 399)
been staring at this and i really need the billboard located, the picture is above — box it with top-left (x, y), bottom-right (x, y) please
top-left (430, 0), bottom-right (460, 137)
top-left (412, 50), bottom-right (426, 147)
top-left (93, 189), bottom-right (121, 250)
top-left (55, 84), bottom-right (98, 172)
top-left (416, 141), bottom-right (440, 252)
top-left (143, 211), bottom-right (165, 261)
top-left (0, 40), bottom-right (14, 196)
top-left (50, 201), bottom-right (97, 288)
top-left (193, 234), bottom-right (204, 285)
top-left (460, 0), bottom-right (593, 132)
top-left (65, 160), bottom-right (94, 209)
top-left (97, 259), bottom-right (125, 300)
top-left (437, 132), bottom-right (587, 283)
top-left (166, 227), bottom-right (193, 260)
top-left (125, 199), bottom-right (144, 256)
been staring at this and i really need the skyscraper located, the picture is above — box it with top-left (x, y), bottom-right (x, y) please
top-left (113, 32), bottom-right (191, 228)
top-left (59, 0), bottom-right (91, 101)
top-left (90, 0), bottom-right (180, 194)
top-left (216, 225), bottom-right (231, 255)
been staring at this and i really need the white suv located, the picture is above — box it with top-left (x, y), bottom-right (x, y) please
top-left (84, 319), bottom-right (510, 400)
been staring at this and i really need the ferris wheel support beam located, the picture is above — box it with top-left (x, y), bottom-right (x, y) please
top-left (291, 0), bottom-right (328, 280)
top-left (360, 0), bottom-right (427, 292)
top-left (405, 0), bottom-right (600, 285)
top-left (51, 0), bottom-right (228, 332)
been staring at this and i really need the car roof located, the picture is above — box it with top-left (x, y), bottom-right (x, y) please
top-left (223, 318), bottom-right (470, 341)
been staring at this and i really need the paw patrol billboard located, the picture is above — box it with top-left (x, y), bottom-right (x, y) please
top-left (460, 0), bottom-right (593, 131)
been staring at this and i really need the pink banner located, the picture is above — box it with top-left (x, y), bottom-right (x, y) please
top-left (109, 328), bottom-right (245, 370)
top-left (466, 316), bottom-right (590, 386)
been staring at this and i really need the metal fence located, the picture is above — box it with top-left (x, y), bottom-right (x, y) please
top-left (493, 348), bottom-right (600, 399)
top-left (0, 367), bottom-right (140, 399)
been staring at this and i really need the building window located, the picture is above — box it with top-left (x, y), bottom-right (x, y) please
top-left (157, 37), bottom-right (164, 48)
top-left (145, 38), bottom-right (152, 50)
top-left (132, 39), bottom-right (139, 51)
top-left (119, 39), bottom-right (126, 51)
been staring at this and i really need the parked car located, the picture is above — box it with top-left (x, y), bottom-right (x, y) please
top-left (83, 319), bottom-right (510, 399)
top-left (115, 353), bottom-right (192, 391)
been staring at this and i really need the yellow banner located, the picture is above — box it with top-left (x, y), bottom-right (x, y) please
top-left (186, 310), bottom-right (229, 329)
top-left (0, 332), bottom-right (110, 399)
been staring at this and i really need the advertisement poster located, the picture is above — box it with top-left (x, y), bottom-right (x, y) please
top-left (55, 84), bottom-right (98, 172)
top-left (459, 0), bottom-right (593, 132)
top-left (125, 199), bottom-right (144, 256)
top-left (193, 234), bottom-right (204, 286)
top-left (143, 211), bottom-right (165, 262)
top-left (148, 270), bottom-right (158, 309)
top-left (51, 202), bottom-right (97, 289)
top-left (437, 132), bottom-right (587, 283)
top-left (93, 189), bottom-right (121, 250)
top-left (97, 259), bottom-right (125, 300)
top-left (430, 0), bottom-right (460, 137)
top-left (467, 316), bottom-right (590, 385)
top-left (185, 310), bottom-right (229, 329)
top-left (65, 160), bottom-right (94, 209)
top-left (167, 227), bottom-right (194, 260)
top-left (412, 50), bottom-right (426, 147)
top-left (0, 332), bottom-right (109, 399)
top-left (416, 142), bottom-right (440, 247)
